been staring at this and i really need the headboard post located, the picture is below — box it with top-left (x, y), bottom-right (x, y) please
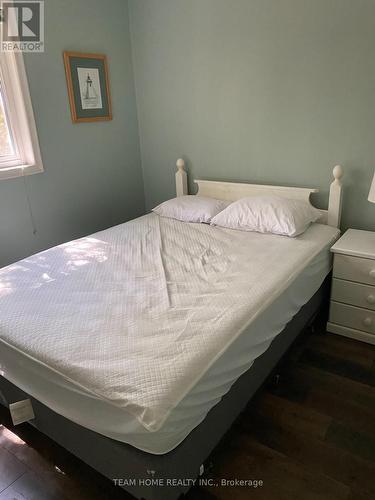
top-left (175, 158), bottom-right (188, 196)
top-left (327, 165), bottom-right (344, 228)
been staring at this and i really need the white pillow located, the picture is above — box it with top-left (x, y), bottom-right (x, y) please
top-left (152, 195), bottom-right (229, 224)
top-left (210, 195), bottom-right (321, 237)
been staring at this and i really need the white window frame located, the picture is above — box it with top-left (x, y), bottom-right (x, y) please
top-left (0, 51), bottom-right (43, 180)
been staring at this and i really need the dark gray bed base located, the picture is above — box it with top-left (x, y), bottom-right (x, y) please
top-left (0, 279), bottom-right (328, 500)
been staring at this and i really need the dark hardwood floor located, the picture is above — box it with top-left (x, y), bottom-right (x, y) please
top-left (1, 313), bottom-right (375, 500)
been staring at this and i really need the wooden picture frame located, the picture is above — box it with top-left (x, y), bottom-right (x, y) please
top-left (63, 51), bottom-right (112, 123)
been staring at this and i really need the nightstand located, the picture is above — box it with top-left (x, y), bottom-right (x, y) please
top-left (327, 229), bottom-right (375, 345)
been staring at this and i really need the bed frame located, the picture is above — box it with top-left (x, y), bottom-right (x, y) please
top-left (176, 159), bottom-right (344, 228)
top-left (0, 161), bottom-right (344, 500)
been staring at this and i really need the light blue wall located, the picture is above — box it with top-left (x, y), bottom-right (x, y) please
top-left (0, 0), bottom-right (145, 267)
top-left (3, 0), bottom-right (375, 269)
top-left (129, 0), bottom-right (375, 231)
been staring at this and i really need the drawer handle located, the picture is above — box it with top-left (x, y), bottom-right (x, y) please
top-left (367, 294), bottom-right (375, 304)
top-left (370, 269), bottom-right (375, 279)
top-left (363, 317), bottom-right (373, 327)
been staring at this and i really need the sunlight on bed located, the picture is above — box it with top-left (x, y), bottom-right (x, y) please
top-left (62, 237), bottom-right (108, 270)
top-left (0, 280), bottom-right (12, 298)
top-left (0, 237), bottom-right (110, 295)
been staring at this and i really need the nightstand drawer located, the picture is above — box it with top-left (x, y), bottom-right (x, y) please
top-left (333, 254), bottom-right (375, 286)
top-left (329, 301), bottom-right (375, 335)
top-left (331, 279), bottom-right (375, 311)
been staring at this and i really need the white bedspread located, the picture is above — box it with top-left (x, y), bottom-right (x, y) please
top-left (0, 214), bottom-right (338, 431)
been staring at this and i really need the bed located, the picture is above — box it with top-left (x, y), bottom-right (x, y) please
top-left (0, 161), bottom-right (343, 500)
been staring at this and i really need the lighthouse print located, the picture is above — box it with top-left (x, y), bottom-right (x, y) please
top-left (77, 67), bottom-right (103, 109)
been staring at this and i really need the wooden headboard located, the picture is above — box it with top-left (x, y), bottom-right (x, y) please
top-left (175, 159), bottom-right (344, 228)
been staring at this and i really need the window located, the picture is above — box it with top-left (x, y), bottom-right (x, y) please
top-left (0, 51), bottom-right (43, 180)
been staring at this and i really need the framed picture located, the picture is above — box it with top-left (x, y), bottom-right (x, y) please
top-left (63, 51), bottom-right (112, 123)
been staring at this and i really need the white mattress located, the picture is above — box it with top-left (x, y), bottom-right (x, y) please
top-left (0, 214), bottom-right (339, 454)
